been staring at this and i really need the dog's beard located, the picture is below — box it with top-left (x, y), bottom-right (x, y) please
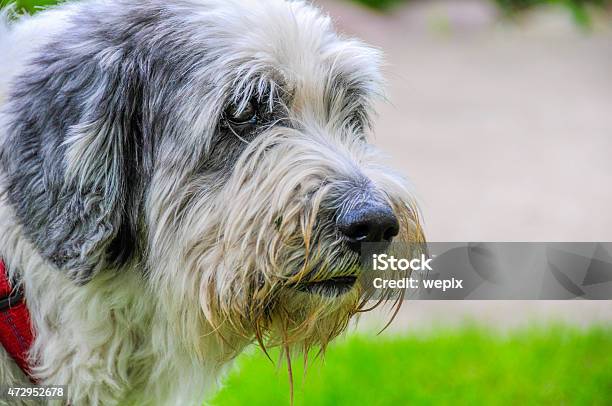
top-left (210, 200), bottom-right (422, 404)
top-left (196, 185), bottom-right (423, 358)
top-left (198, 229), bottom-right (367, 352)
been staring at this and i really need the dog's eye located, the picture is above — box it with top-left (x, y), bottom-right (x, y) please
top-left (225, 101), bottom-right (257, 126)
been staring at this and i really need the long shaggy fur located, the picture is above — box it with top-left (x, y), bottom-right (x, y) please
top-left (0, 0), bottom-right (424, 404)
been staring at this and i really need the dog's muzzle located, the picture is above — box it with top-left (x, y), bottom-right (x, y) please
top-left (293, 191), bottom-right (399, 297)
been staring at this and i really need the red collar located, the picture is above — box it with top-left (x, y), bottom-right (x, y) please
top-left (0, 260), bottom-right (35, 379)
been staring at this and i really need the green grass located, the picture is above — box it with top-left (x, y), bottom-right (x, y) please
top-left (349, 0), bottom-right (611, 29)
top-left (211, 325), bottom-right (612, 406)
top-left (1, 0), bottom-right (57, 13)
top-left (349, 0), bottom-right (405, 11)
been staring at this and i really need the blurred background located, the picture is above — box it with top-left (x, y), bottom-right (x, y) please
top-left (2, 0), bottom-right (612, 404)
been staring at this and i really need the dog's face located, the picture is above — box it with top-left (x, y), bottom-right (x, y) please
top-left (2, 0), bottom-right (423, 356)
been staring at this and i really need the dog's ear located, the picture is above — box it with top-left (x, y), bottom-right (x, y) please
top-left (1, 44), bottom-right (144, 284)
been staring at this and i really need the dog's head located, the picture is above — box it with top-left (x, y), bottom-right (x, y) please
top-left (1, 0), bottom-right (423, 357)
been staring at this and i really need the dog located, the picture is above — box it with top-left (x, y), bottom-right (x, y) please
top-left (0, 0), bottom-right (424, 404)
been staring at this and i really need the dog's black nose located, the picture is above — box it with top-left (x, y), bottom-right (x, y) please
top-left (337, 202), bottom-right (399, 253)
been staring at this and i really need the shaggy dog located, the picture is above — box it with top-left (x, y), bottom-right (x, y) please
top-left (0, 0), bottom-right (423, 404)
